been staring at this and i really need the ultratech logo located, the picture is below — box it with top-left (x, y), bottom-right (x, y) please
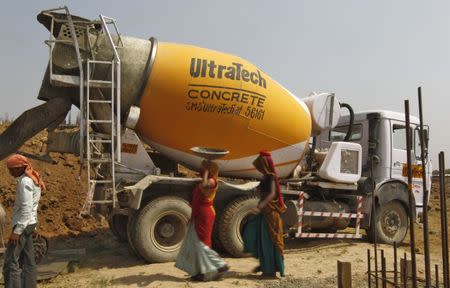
top-left (190, 58), bottom-right (267, 89)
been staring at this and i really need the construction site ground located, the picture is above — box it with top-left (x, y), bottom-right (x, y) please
top-left (0, 124), bottom-right (449, 288)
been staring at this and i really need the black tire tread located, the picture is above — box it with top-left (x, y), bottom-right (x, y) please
top-left (218, 195), bottom-right (259, 257)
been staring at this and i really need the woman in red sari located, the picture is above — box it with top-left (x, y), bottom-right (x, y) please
top-left (176, 160), bottom-right (228, 281)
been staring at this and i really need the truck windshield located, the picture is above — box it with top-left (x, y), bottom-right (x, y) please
top-left (330, 124), bottom-right (362, 141)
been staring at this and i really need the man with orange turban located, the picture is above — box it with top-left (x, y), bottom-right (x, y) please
top-left (3, 154), bottom-right (44, 288)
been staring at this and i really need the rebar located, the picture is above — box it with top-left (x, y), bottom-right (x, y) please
top-left (368, 249), bottom-right (372, 288)
top-left (436, 264), bottom-right (440, 288)
top-left (418, 87), bottom-right (431, 287)
top-left (381, 250), bottom-right (387, 288)
top-left (404, 253), bottom-right (408, 288)
top-left (404, 100), bottom-right (418, 288)
top-left (394, 242), bottom-right (398, 287)
top-left (438, 152), bottom-right (449, 288)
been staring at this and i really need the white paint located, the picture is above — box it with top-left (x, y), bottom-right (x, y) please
top-left (140, 136), bottom-right (308, 179)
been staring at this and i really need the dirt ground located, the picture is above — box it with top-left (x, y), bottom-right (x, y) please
top-left (0, 125), bottom-right (449, 287)
top-left (36, 181), bottom-right (449, 288)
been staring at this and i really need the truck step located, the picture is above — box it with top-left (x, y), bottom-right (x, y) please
top-left (89, 132), bottom-right (112, 139)
top-left (88, 99), bottom-right (113, 104)
top-left (89, 179), bottom-right (113, 184)
top-left (89, 158), bottom-right (113, 164)
top-left (88, 79), bottom-right (113, 88)
top-left (88, 139), bottom-right (113, 143)
top-left (88, 119), bottom-right (113, 124)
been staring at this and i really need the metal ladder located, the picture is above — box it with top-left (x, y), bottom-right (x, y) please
top-left (42, 7), bottom-right (123, 213)
top-left (81, 15), bottom-right (123, 214)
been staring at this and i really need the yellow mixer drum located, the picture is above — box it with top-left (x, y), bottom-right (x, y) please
top-left (135, 42), bottom-right (311, 179)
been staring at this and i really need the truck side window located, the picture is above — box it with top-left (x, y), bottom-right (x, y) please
top-left (392, 124), bottom-right (412, 150)
top-left (329, 124), bottom-right (362, 141)
top-left (414, 128), bottom-right (421, 159)
top-left (414, 126), bottom-right (429, 159)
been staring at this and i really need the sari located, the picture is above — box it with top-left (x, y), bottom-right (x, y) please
top-left (175, 172), bottom-right (227, 280)
top-left (243, 151), bottom-right (286, 277)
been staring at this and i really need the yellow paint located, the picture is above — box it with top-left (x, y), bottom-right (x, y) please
top-left (121, 143), bottom-right (138, 154)
top-left (135, 42), bottom-right (311, 160)
top-left (402, 163), bottom-right (423, 179)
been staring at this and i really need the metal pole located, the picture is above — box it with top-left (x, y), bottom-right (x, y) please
top-left (381, 250), bottom-right (387, 288)
top-left (394, 242), bottom-right (398, 287)
top-left (418, 87), bottom-right (432, 287)
top-left (403, 253), bottom-right (408, 288)
top-left (404, 100), bottom-right (418, 288)
top-left (368, 249), bottom-right (372, 288)
top-left (436, 264), bottom-right (440, 288)
top-left (438, 152), bottom-right (449, 288)
top-left (371, 154), bottom-right (379, 288)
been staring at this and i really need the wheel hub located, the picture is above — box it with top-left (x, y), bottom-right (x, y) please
top-left (152, 213), bottom-right (187, 250)
top-left (159, 222), bottom-right (175, 238)
top-left (383, 211), bottom-right (400, 235)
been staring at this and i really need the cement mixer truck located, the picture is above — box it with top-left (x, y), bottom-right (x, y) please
top-left (0, 7), bottom-right (431, 263)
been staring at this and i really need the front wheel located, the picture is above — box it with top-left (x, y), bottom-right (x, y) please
top-left (370, 201), bottom-right (408, 244)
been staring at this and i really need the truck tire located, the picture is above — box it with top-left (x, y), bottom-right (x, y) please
top-left (372, 200), bottom-right (408, 244)
top-left (109, 214), bottom-right (128, 242)
top-left (131, 196), bottom-right (191, 263)
top-left (218, 195), bottom-right (259, 257)
top-left (126, 209), bottom-right (142, 259)
top-left (212, 213), bottom-right (224, 252)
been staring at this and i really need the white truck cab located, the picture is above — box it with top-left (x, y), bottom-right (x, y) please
top-left (325, 110), bottom-right (431, 215)
top-left (312, 109), bottom-right (431, 244)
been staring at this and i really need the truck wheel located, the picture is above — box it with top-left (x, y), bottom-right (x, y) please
top-left (131, 196), bottom-right (191, 263)
top-left (372, 201), bottom-right (408, 244)
top-left (212, 213), bottom-right (224, 252)
top-left (126, 209), bottom-right (141, 259)
top-left (109, 214), bottom-right (128, 242)
top-left (218, 195), bottom-right (259, 257)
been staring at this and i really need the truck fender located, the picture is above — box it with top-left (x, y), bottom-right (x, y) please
top-left (361, 179), bottom-right (415, 228)
top-left (124, 176), bottom-right (155, 210)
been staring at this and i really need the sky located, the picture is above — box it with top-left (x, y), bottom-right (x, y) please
top-left (0, 1), bottom-right (448, 167)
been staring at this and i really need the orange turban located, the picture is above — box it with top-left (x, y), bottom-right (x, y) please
top-left (6, 154), bottom-right (46, 190)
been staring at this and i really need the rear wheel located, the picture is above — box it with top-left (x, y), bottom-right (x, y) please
top-left (218, 195), bottom-right (259, 257)
top-left (131, 196), bottom-right (191, 263)
top-left (109, 214), bottom-right (128, 242)
top-left (371, 201), bottom-right (408, 244)
top-left (126, 209), bottom-right (141, 258)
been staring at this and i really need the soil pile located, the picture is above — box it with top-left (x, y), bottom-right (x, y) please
top-left (0, 124), bottom-right (107, 242)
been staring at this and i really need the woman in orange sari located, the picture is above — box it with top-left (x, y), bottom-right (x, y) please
top-left (175, 160), bottom-right (228, 281)
top-left (243, 151), bottom-right (285, 278)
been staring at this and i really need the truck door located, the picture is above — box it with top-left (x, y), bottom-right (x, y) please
top-left (413, 126), bottom-right (432, 209)
top-left (390, 121), bottom-right (423, 213)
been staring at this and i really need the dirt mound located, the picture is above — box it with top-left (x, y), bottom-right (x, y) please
top-left (413, 176), bottom-right (450, 255)
top-left (0, 124), bottom-right (107, 241)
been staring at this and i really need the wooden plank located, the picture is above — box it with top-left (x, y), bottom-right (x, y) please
top-left (337, 261), bottom-right (352, 288)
